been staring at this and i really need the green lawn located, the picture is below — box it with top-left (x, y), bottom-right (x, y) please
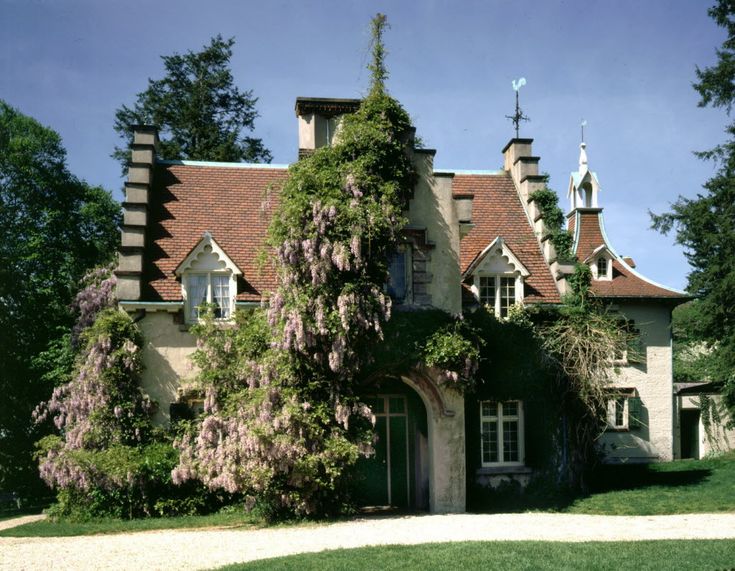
top-left (2, 453), bottom-right (734, 537)
top-left (219, 540), bottom-right (735, 570)
top-left (564, 451), bottom-right (735, 515)
top-left (0, 510), bottom-right (264, 537)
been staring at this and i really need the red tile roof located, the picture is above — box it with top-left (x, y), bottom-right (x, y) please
top-left (455, 173), bottom-right (560, 303)
top-left (572, 209), bottom-right (687, 300)
top-left (144, 163), bottom-right (287, 302)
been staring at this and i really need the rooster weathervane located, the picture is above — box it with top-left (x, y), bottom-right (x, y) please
top-left (506, 77), bottom-right (529, 138)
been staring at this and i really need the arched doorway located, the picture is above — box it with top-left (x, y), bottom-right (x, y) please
top-left (354, 377), bottom-right (429, 510)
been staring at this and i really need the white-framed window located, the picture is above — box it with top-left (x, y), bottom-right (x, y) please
top-left (606, 391), bottom-right (641, 431)
top-left (476, 275), bottom-right (520, 318)
top-left (480, 400), bottom-right (524, 466)
top-left (387, 245), bottom-right (412, 304)
top-left (593, 255), bottom-right (612, 280)
top-left (185, 272), bottom-right (233, 322)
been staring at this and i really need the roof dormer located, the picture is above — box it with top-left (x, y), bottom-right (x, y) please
top-left (568, 142), bottom-right (602, 212)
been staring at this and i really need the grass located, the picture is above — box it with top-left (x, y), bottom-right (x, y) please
top-left (564, 451), bottom-right (735, 515)
top-left (217, 540), bottom-right (735, 570)
top-left (0, 510), bottom-right (264, 537)
top-left (2, 453), bottom-right (733, 537)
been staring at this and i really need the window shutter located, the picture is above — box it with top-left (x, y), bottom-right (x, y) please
top-left (628, 397), bottom-right (642, 429)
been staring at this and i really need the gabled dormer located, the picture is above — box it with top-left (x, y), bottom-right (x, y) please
top-left (584, 244), bottom-right (614, 281)
top-left (463, 237), bottom-right (529, 317)
top-left (175, 231), bottom-right (242, 322)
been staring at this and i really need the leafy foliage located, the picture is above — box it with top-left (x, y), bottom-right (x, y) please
top-left (34, 310), bottom-right (153, 486)
top-left (0, 101), bottom-right (120, 498)
top-left (651, 0), bottom-right (735, 412)
top-left (172, 15), bottom-right (423, 518)
top-left (113, 35), bottom-right (272, 168)
top-left (671, 301), bottom-right (721, 384)
top-left (529, 185), bottom-right (574, 262)
top-left (422, 320), bottom-right (481, 388)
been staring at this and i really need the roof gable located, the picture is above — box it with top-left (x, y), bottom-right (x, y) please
top-left (456, 173), bottom-right (560, 304)
top-left (143, 162), bottom-right (288, 302)
top-left (174, 231), bottom-right (242, 276)
top-left (463, 236), bottom-right (530, 278)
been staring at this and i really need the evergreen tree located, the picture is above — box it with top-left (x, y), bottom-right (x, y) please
top-left (652, 0), bottom-right (735, 411)
top-left (113, 35), bottom-right (272, 167)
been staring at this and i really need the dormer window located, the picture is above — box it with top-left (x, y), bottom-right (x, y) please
top-left (186, 273), bottom-right (231, 321)
top-left (478, 275), bottom-right (517, 318)
top-left (175, 232), bottom-right (241, 324)
top-left (586, 246), bottom-right (613, 281)
top-left (593, 254), bottom-right (612, 280)
top-left (465, 237), bottom-right (529, 318)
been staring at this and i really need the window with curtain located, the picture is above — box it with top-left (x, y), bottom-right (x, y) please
top-left (186, 273), bottom-right (232, 322)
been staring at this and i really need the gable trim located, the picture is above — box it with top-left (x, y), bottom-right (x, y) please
top-left (462, 236), bottom-right (530, 279)
top-left (174, 231), bottom-right (243, 276)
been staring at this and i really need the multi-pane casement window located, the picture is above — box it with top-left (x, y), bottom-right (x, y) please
top-left (477, 276), bottom-right (518, 318)
top-left (186, 273), bottom-right (233, 322)
top-left (480, 400), bottom-right (524, 466)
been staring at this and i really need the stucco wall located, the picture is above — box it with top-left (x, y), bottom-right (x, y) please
top-left (138, 312), bottom-right (197, 425)
top-left (402, 372), bottom-right (466, 513)
top-left (598, 302), bottom-right (674, 462)
top-left (406, 152), bottom-right (461, 314)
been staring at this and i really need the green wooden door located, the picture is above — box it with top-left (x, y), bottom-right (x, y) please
top-left (355, 395), bottom-right (410, 508)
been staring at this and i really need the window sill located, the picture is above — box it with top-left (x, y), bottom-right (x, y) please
top-left (477, 465), bottom-right (532, 476)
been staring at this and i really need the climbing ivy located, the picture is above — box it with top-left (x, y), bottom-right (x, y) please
top-left (529, 184), bottom-right (574, 263)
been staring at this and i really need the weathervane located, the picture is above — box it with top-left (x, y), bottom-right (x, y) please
top-left (581, 119), bottom-right (587, 143)
top-left (506, 77), bottom-right (529, 138)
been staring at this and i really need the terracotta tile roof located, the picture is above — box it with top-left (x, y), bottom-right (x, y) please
top-left (455, 173), bottom-right (560, 303)
top-left (144, 163), bottom-right (286, 302)
top-left (572, 209), bottom-right (687, 300)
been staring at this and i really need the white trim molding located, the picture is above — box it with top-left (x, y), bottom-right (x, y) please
top-left (463, 236), bottom-right (530, 279)
top-left (175, 231), bottom-right (242, 277)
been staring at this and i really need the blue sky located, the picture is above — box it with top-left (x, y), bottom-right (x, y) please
top-left (1, 0), bottom-right (727, 291)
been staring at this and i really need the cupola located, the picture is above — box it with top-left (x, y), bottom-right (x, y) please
top-left (567, 142), bottom-right (601, 212)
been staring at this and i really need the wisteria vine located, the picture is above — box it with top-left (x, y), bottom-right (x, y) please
top-left (171, 15), bottom-right (420, 516)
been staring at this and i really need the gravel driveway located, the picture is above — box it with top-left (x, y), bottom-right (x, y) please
top-left (3, 512), bottom-right (735, 571)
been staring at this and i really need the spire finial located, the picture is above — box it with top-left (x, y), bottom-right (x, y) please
top-left (581, 119), bottom-right (587, 143)
top-left (505, 77), bottom-right (529, 138)
top-left (579, 141), bottom-right (589, 176)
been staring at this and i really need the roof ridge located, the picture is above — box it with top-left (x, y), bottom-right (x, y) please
top-left (158, 159), bottom-right (290, 170)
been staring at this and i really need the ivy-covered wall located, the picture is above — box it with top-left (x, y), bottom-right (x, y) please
top-left (462, 310), bottom-right (564, 509)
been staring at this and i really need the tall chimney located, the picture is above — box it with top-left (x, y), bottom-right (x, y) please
top-left (115, 125), bottom-right (158, 301)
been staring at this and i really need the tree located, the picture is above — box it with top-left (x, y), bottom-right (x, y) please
top-left (172, 15), bottom-right (424, 518)
top-left (0, 101), bottom-right (120, 497)
top-left (651, 0), bottom-right (735, 413)
top-left (113, 35), bottom-right (272, 167)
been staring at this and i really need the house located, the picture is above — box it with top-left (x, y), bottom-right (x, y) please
top-left (115, 97), bottom-right (690, 513)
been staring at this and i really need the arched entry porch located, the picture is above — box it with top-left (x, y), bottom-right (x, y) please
top-left (354, 368), bottom-right (466, 513)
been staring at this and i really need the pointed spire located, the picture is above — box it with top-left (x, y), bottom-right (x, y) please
top-left (578, 142), bottom-right (589, 177)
